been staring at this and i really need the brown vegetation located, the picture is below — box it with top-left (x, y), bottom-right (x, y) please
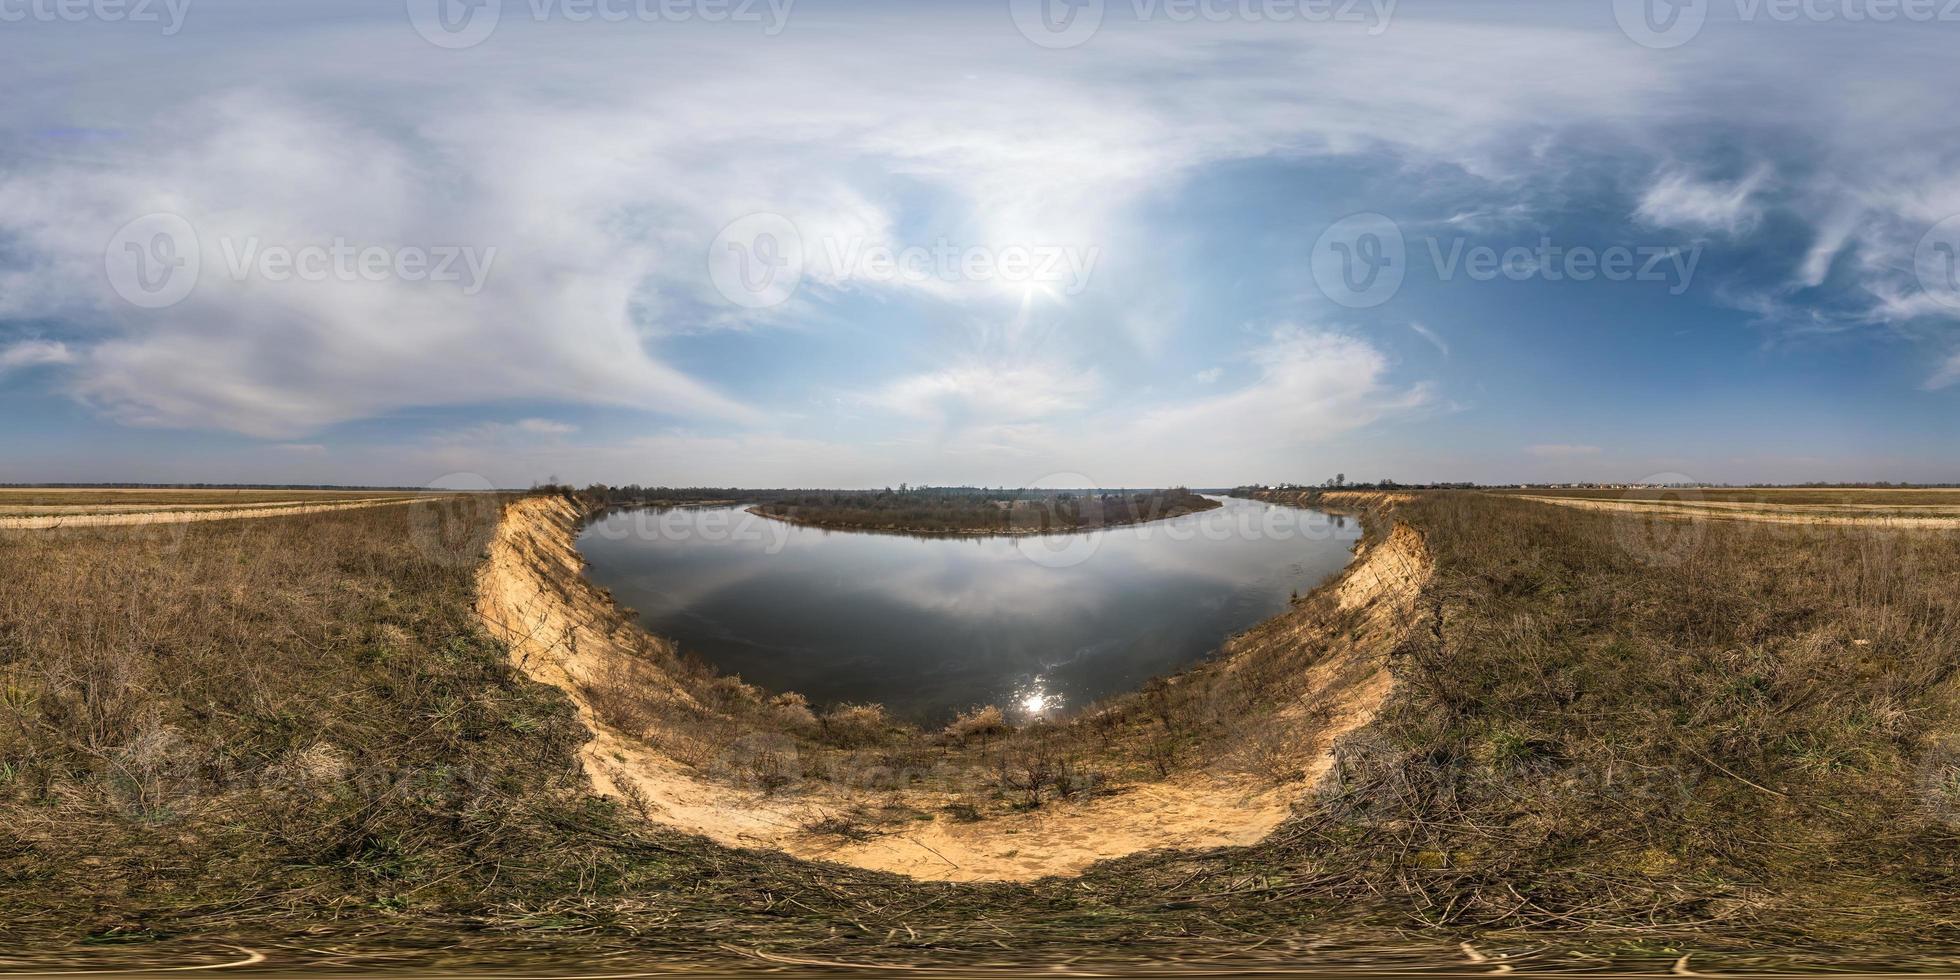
top-left (750, 486), bottom-right (1220, 534)
top-left (1509, 488), bottom-right (1960, 527)
top-left (6, 486), bottom-right (1960, 971)
top-left (475, 492), bottom-right (1411, 882)
top-left (1251, 492), bottom-right (1960, 943)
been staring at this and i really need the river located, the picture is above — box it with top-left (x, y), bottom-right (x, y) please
top-left (576, 494), bottom-right (1360, 725)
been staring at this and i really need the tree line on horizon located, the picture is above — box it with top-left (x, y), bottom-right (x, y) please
top-left (748, 486), bottom-right (1217, 533)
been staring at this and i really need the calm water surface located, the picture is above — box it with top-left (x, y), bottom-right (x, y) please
top-left (576, 495), bottom-right (1360, 724)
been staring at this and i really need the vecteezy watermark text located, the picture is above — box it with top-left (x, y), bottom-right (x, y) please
top-left (1009, 0), bottom-right (1395, 48)
top-left (104, 213), bottom-right (498, 309)
top-left (817, 238), bottom-right (1100, 294)
top-left (1426, 237), bottom-right (1700, 295)
top-left (1310, 212), bottom-right (1702, 309)
top-left (217, 238), bottom-right (497, 295)
top-left (0, 0), bottom-right (190, 34)
top-left (1615, 0), bottom-right (1960, 48)
top-left (1916, 214), bottom-right (1960, 312)
top-left (407, 0), bottom-right (794, 49)
top-left (707, 211), bottom-right (1101, 308)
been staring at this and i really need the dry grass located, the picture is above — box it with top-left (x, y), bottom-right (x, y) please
top-left (1240, 492), bottom-right (1960, 942)
top-left (1502, 486), bottom-right (1960, 524)
top-left (0, 487), bottom-right (434, 509)
top-left (1501, 486), bottom-right (1960, 506)
top-left (6, 489), bottom-right (1960, 971)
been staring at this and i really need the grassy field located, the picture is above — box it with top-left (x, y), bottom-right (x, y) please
top-left (1497, 486), bottom-right (1960, 506)
top-left (4, 489), bottom-right (1960, 970)
top-left (1495, 486), bottom-right (1960, 526)
top-left (0, 487), bottom-right (432, 506)
top-left (0, 488), bottom-right (446, 521)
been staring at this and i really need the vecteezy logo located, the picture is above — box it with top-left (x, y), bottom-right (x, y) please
top-left (406, 472), bottom-right (503, 567)
top-left (1613, 0), bottom-right (1707, 48)
top-left (1014, 472), bottom-right (1106, 569)
top-left (1610, 473), bottom-right (1707, 568)
top-left (708, 212), bottom-right (804, 309)
top-left (1008, 0), bottom-right (1104, 49)
top-left (105, 213), bottom-right (200, 309)
top-left (1914, 215), bottom-right (1960, 313)
top-left (407, 0), bottom-right (502, 49)
top-left (1310, 212), bottom-right (1405, 309)
top-left (1917, 738), bottom-right (1960, 827)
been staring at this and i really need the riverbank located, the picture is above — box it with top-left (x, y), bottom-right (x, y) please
top-left (14, 489), bottom-right (1960, 968)
top-left (476, 491), bottom-right (1424, 881)
top-left (748, 488), bottom-right (1221, 537)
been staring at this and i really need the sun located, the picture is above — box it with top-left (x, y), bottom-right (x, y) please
top-left (1008, 280), bottom-right (1061, 304)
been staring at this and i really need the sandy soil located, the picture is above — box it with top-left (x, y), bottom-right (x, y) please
top-left (1513, 494), bottom-right (1960, 529)
top-left (1249, 489), bottom-right (1417, 511)
top-left (0, 496), bottom-right (441, 530)
top-left (475, 495), bottom-right (1432, 882)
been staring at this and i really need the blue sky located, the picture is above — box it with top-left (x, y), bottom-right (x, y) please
top-left (1, 0), bottom-right (1956, 487)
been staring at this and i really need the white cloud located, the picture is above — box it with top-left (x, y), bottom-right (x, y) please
top-left (1114, 329), bottom-right (1429, 469)
top-left (0, 4), bottom-right (1954, 471)
top-left (873, 363), bottom-right (1101, 424)
top-left (1407, 322), bottom-right (1450, 358)
top-left (877, 328), bottom-right (1433, 485)
top-left (1635, 167), bottom-right (1771, 235)
top-left (1797, 203), bottom-right (1864, 288)
top-left (0, 340), bottom-right (74, 371)
top-left (516, 418), bottom-right (579, 435)
top-left (376, 327), bottom-right (1425, 488)
top-left (0, 10), bottom-right (1675, 442)
top-left (1193, 367), bottom-right (1223, 383)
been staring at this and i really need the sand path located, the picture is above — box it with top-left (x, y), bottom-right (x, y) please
top-left (1513, 494), bottom-right (1960, 529)
top-left (0, 496), bottom-right (444, 530)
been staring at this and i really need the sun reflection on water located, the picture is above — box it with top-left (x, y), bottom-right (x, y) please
top-left (1012, 677), bottom-right (1063, 722)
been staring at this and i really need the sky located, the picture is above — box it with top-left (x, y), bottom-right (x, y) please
top-left (1, 0), bottom-right (1957, 489)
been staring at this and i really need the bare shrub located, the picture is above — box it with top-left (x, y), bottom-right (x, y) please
top-left (1146, 736), bottom-right (1179, 778)
top-left (703, 674), bottom-right (761, 712)
top-left (730, 744), bottom-right (794, 793)
top-left (818, 703), bottom-right (892, 748)
top-left (577, 656), bottom-right (663, 738)
top-left (601, 762), bottom-right (655, 820)
top-left (1054, 756), bottom-right (1102, 801)
top-left (1087, 705), bottom-right (1125, 746)
top-left (769, 691), bottom-right (818, 729)
top-left (941, 802), bottom-right (983, 823)
top-left (1142, 676), bottom-right (1177, 732)
top-left (1235, 726), bottom-right (1307, 785)
top-left (802, 815), bottom-right (873, 841)
top-left (944, 705), bottom-right (1009, 745)
top-left (996, 745), bottom-right (1058, 807)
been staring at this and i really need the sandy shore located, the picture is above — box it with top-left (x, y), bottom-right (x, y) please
top-left (475, 494), bottom-right (1431, 882)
